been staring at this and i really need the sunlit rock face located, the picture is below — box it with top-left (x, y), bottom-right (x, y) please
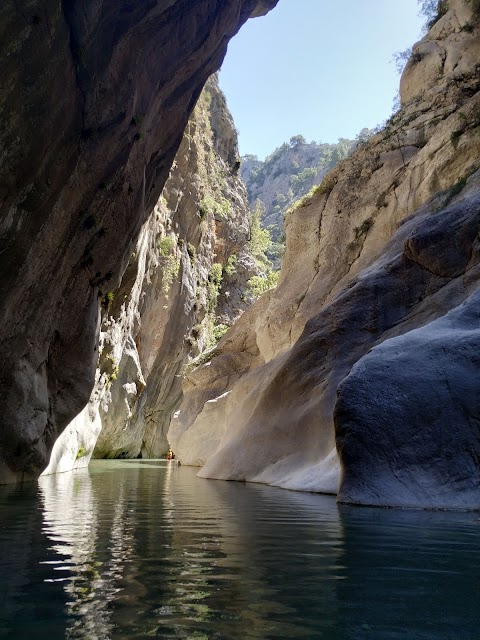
top-left (43, 74), bottom-right (257, 474)
top-left (42, 397), bottom-right (102, 475)
top-left (172, 0), bottom-right (480, 508)
top-left (0, 0), bottom-right (278, 483)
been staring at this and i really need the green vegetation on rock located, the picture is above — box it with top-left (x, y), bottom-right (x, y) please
top-left (157, 235), bottom-right (175, 256)
top-left (248, 201), bottom-right (273, 271)
top-left (225, 254), bottom-right (237, 276)
top-left (246, 271), bottom-right (280, 299)
top-left (242, 136), bottom-right (356, 245)
top-left (199, 195), bottom-right (232, 220)
top-left (76, 446), bottom-right (87, 460)
top-left (420, 0), bottom-right (449, 28)
top-left (244, 201), bottom-right (280, 299)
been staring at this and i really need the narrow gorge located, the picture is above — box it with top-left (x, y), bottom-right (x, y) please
top-left (0, 0), bottom-right (278, 483)
top-left (3, 2), bottom-right (480, 637)
top-left (44, 73), bottom-right (259, 474)
top-left (1, 0), bottom-right (480, 514)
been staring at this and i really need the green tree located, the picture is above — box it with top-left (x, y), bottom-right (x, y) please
top-left (355, 128), bottom-right (375, 144)
top-left (247, 271), bottom-right (279, 299)
top-left (419, 0), bottom-right (449, 28)
top-left (289, 134), bottom-right (306, 148)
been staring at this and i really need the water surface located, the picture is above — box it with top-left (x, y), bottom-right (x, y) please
top-left (1, 460), bottom-right (479, 639)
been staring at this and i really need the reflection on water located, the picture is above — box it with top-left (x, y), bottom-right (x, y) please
top-left (1, 461), bottom-right (480, 639)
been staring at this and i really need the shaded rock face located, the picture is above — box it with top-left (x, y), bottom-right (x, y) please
top-left (336, 292), bottom-right (480, 510)
top-left (171, 0), bottom-right (480, 509)
top-left (0, 0), bottom-right (278, 483)
top-left (335, 180), bottom-right (480, 510)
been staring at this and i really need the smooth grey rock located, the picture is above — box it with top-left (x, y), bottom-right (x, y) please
top-left (336, 289), bottom-right (480, 510)
top-left (179, 170), bottom-right (480, 501)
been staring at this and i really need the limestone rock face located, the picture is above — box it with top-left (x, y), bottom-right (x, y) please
top-left (0, 0), bottom-right (278, 483)
top-left (172, 1), bottom-right (480, 508)
top-left (400, 0), bottom-right (480, 105)
top-left (42, 396), bottom-right (102, 476)
top-left (43, 74), bottom-right (256, 474)
top-left (196, 175), bottom-right (480, 493)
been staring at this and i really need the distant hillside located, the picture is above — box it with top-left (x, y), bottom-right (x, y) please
top-left (241, 133), bottom-right (373, 241)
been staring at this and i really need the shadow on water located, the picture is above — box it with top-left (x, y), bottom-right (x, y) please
top-left (335, 504), bottom-right (480, 640)
top-left (0, 462), bottom-right (479, 639)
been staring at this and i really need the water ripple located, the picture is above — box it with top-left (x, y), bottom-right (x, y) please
top-left (0, 460), bottom-right (479, 639)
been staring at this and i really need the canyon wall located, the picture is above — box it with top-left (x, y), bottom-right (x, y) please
top-left (0, 0), bottom-right (278, 484)
top-left (43, 74), bottom-right (258, 475)
top-left (171, 0), bottom-right (480, 508)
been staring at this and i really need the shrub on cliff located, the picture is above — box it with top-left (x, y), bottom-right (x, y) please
top-left (420, 0), bottom-right (449, 28)
top-left (246, 272), bottom-right (279, 299)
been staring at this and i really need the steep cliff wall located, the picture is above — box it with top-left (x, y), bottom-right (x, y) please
top-left (171, 0), bottom-right (480, 509)
top-left (0, 0), bottom-right (279, 484)
top-left (43, 74), bottom-right (257, 474)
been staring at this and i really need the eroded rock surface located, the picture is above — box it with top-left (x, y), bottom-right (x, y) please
top-left (172, 0), bottom-right (480, 508)
top-left (0, 0), bottom-right (278, 483)
top-left (44, 74), bottom-right (258, 473)
top-left (336, 291), bottom-right (480, 510)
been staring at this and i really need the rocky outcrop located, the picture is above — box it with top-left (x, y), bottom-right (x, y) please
top-left (0, 0), bottom-right (278, 484)
top-left (336, 294), bottom-right (480, 509)
top-left (241, 137), bottom-right (355, 240)
top-left (171, 0), bottom-right (480, 508)
top-left (43, 74), bottom-right (257, 473)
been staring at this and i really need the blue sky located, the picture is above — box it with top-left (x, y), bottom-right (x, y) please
top-left (219, 0), bottom-right (424, 159)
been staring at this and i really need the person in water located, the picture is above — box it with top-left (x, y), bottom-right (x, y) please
top-left (166, 448), bottom-right (175, 460)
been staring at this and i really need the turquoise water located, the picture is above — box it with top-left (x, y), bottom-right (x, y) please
top-left (1, 460), bottom-right (479, 639)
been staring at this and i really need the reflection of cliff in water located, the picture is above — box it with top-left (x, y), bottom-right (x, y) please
top-left (2, 463), bottom-right (480, 639)
top-left (1, 462), bottom-right (346, 638)
top-left (193, 481), bottom-right (344, 638)
top-left (39, 467), bottom-right (141, 639)
top-left (0, 483), bottom-right (61, 640)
